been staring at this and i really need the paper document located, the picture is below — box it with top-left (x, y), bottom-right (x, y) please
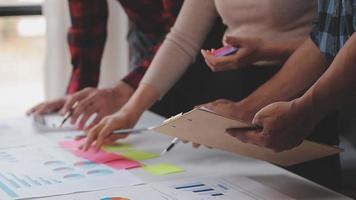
top-left (42, 175), bottom-right (294, 200)
top-left (0, 146), bottom-right (143, 200)
top-left (148, 175), bottom-right (294, 200)
top-left (153, 108), bottom-right (341, 166)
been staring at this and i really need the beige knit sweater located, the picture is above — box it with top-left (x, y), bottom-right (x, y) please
top-left (141, 0), bottom-right (317, 95)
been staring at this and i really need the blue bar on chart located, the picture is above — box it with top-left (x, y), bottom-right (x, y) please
top-left (174, 183), bottom-right (205, 190)
top-left (172, 182), bottom-right (225, 197)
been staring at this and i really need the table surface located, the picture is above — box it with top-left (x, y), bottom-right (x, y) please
top-left (2, 112), bottom-right (351, 200)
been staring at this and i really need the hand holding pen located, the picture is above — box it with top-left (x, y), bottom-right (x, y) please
top-left (58, 102), bottom-right (79, 128)
top-left (80, 113), bottom-right (141, 151)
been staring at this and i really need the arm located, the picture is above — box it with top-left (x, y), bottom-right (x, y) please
top-left (297, 33), bottom-right (356, 119)
top-left (202, 36), bottom-right (306, 72)
top-left (66, 0), bottom-right (108, 94)
top-left (27, 0), bottom-right (109, 115)
top-left (83, 0), bottom-right (219, 150)
top-left (227, 33), bottom-right (356, 152)
top-left (203, 38), bottom-right (329, 122)
top-left (237, 38), bottom-right (329, 121)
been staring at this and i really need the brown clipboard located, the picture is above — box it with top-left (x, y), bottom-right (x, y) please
top-left (153, 108), bottom-right (342, 166)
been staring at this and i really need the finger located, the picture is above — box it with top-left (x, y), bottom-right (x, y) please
top-left (26, 104), bottom-right (42, 115)
top-left (83, 123), bottom-right (103, 151)
top-left (202, 51), bottom-right (217, 71)
top-left (103, 134), bottom-right (129, 145)
top-left (84, 114), bottom-right (103, 131)
top-left (77, 108), bottom-right (97, 130)
top-left (201, 49), bottom-right (209, 59)
top-left (225, 36), bottom-right (244, 46)
top-left (192, 143), bottom-right (201, 149)
top-left (182, 140), bottom-right (189, 144)
top-left (206, 55), bottom-right (239, 72)
top-left (75, 135), bottom-right (86, 141)
top-left (231, 48), bottom-right (251, 64)
top-left (95, 124), bottom-right (116, 151)
top-left (226, 129), bottom-right (264, 146)
top-left (34, 105), bottom-right (54, 116)
top-left (71, 95), bottom-right (96, 125)
top-left (201, 99), bottom-right (231, 111)
top-left (252, 112), bottom-right (264, 128)
top-left (70, 96), bottom-right (94, 125)
top-left (62, 90), bottom-right (90, 114)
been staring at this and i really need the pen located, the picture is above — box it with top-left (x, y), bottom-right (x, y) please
top-left (58, 102), bottom-right (78, 128)
top-left (76, 127), bottom-right (154, 139)
top-left (112, 127), bottom-right (153, 135)
top-left (160, 137), bottom-right (180, 156)
top-left (226, 125), bottom-right (263, 132)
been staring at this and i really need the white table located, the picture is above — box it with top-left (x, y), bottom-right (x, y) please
top-left (0, 112), bottom-right (351, 200)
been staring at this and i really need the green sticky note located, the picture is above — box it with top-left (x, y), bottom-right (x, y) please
top-left (143, 163), bottom-right (185, 176)
top-left (121, 150), bottom-right (159, 161)
top-left (103, 143), bottom-right (132, 152)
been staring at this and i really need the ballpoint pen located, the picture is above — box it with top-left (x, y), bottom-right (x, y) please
top-left (160, 137), bottom-right (180, 156)
top-left (58, 102), bottom-right (78, 128)
top-left (112, 127), bottom-right (154, 135)
top-left (75, 127), bottom-right (154, 140)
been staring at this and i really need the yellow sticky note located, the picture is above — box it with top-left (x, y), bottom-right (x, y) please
top-left (103, 143), bottom-right (132, 152)
top-left (143, 163), bottom-right (185, 176)
top-left (121, 150), bottom-right (159, 161)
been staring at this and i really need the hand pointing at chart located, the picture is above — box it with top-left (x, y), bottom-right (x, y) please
top-left (81, 111), bottom-right (137, 151)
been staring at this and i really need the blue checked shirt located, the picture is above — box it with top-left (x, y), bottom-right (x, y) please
top-left (311, 0), bottom-right (356, 64)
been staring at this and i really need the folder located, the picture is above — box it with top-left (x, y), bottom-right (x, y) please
top-left (153, 108), bottom-right (341, 166)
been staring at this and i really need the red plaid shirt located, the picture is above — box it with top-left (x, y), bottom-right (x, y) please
top-left (67, 0), bottom-right (183, 94)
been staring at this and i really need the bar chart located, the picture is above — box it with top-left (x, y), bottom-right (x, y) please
top-left (171, 181), bottom-right (227, 197)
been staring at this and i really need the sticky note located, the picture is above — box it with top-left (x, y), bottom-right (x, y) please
top-left (59, 140), bottom-right (85, 150)
top-left (106, 159), bottom-right (141, 170)
top-left (143, 163), bottom-right (185, 176)
top-left (72, 149), bottom-right (123, 164)
top-left (121, 150), bottom-right (159, 161)
top-left (103, 143), bottom-right (132, 152)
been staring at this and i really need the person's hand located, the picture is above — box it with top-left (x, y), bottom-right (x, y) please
top-left (185, 99), bottom-right (256, 149)
top-left (26, 98), bottom-right (66, 116)
top-left (226, 100), bottom-right (318, 152)
top-left (200, 99), bottom-right (255, 122)
top-left (81, 110), bottom-right (137, 151)
top-left (62, 81), bottom-right (134, 130)
top-left (201, 36), bottom-right (264, 72)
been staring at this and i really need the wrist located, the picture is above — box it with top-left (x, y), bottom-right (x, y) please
top-left (234, 100), bottom-right (260, 122)
top-left (292, 96), bottom-right (324, 126)
top-left (111, 81), bottom-right (135, 106)
top-left (119, 83), bottom-right (160, 123)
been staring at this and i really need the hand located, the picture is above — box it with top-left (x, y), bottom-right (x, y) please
top-left (81, 110), bottom-right (137, 151)
top-left (187, 99), bottom-right (256, 148)
top-left (200, 99), bottom-right (255, 122)
top-left (226, 100), bottom-right (318, 152)
top-left (62, 81), bottom-right (134, 130)
top-left (26, 98), bottom-right (66, 116)
top-left (201, 36), bottom-right (263, 72)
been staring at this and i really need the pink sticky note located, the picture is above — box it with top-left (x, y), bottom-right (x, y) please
top-left (106, 159), bottom-right (141, 170)
top-left (72, 149), bottom-right (123, 163)
top-left (59, 140), bottom-right (85, 150)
